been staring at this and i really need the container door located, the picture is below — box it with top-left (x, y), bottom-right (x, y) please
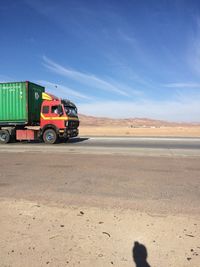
top-left (28, 82), bottom-right (44, 125)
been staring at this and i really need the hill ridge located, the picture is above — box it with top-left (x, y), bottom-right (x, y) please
top-left (79, 114), bottom-right (200, 127)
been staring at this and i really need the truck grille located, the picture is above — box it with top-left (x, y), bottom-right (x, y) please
top-left (68, 120), bottom-right (79, 129)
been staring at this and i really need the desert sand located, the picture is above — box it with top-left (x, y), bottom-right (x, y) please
top-left (79, 114), bottom-right (200, 137)
top-left (1, 199), bottom-right (200, 267)
top-left (79, 125), bottom-right (200, 137)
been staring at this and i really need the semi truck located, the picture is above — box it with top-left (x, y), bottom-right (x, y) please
top-left (0, 81), bottom-right (79, 144)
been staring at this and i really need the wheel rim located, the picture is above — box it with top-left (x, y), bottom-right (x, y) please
top-left (0, 133), bottom-right (7, 142)
top-left (46, 132), bottom-right (54, 141)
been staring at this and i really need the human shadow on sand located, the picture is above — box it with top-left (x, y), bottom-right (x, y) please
top-left (132, 241), bottom-right (151, 267)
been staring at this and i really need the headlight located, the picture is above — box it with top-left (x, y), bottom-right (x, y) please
top-left (65, 121), bottom-right (68, 127)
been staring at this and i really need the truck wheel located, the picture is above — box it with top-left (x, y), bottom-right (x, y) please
top-left (43, 129), bottom-right (57, 144)
top-left (0, 130), bottom-right (10, 144)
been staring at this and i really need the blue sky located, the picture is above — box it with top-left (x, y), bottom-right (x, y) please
top-left (1, 0), bottom-right (200, 121)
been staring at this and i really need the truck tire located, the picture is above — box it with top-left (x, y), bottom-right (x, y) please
top-left (43, 129), bottom-right (57, 144)
top-left (0, 130), bottom-right (11, 144)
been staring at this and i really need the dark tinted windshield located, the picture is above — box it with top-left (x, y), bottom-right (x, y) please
top-left (64, 106), bottom-right (78, 117)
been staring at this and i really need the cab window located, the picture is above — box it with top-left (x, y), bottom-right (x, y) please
top-left (42, 106), bottom-right (49, 114)
top-left (51, 106), bottom-right (59, 114)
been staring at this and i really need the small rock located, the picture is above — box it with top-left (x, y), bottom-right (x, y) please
top-left (187, 257), bottom-right (192, 261)
top-left (185, 234), bottom-right (194, 238)
top-left (102, 232), bottom-right (111, 237)
top-left (60, 225), bottom-right (65, 227)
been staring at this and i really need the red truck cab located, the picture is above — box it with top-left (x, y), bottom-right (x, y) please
top-left (40, 93), bottom-right (79, 144)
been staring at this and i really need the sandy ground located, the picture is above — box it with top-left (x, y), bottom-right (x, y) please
top-left (0, 149), bottom-right (200, 267)
top-left (79, 126), bottom-right (200, 137)
top-left (1, 199), bottom-right (200, 267)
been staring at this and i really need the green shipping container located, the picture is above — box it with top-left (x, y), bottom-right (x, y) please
top-left (0, 81), bottom-right (45, 126)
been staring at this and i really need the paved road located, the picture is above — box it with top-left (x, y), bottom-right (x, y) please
top-left (0, 145), bottom-right (200, 215)
top-left (68, 136), bottom-right (200, 149)
top-left (0, 137), bottom-right (200, 156)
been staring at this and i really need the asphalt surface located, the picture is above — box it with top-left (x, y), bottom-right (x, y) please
top-left (0, 136), bottom-right (200, 157)
top-left (67, 136), bottom-right (200, 149)
top-left (0, 136), bottom-right (200, 215)
top-left (0, 151), bottom-right (200, 215)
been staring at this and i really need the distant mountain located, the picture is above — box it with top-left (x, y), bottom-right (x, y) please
top-left (79, 114), bottom-right (200, 127)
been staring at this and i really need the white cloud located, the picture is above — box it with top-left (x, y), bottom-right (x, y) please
top-left (187, 17), bottom-right (200, 76)
top-left (164, 82), bottom-right (200, 88)
top-left (42, 56), bottom-right (131, 97)
top-left (78, 98), bottom-right (200, 122)
top-left (37, 80), bottom-right (91, 100)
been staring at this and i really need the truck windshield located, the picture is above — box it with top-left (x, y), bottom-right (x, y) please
top-left (64, 106), bottom-right (78, 117)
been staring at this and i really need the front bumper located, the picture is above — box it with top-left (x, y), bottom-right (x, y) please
top-left (59, 119), bottom-right (79, 138)
top-left (63, 128), bottom-right (79, 138)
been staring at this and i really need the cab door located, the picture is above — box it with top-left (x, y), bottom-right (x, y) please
top-left (40, 104), bottom-right (51, 127)
top-left (50, 105), bottom-right (65, 129)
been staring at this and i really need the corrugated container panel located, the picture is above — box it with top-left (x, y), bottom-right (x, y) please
top-left (0, 81), bottom-right (45, 125)
top-left (0, 82), bottom-right (27, 123)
